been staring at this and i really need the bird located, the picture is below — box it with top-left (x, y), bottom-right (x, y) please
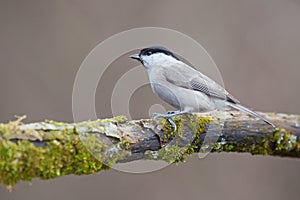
top-left (130, 46), bottom-right (275, 129)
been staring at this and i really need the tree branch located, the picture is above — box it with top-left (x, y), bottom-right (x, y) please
top-left (0, 111), bottom-right (299, 188)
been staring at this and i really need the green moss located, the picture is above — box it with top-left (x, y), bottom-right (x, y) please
top-left (0, 137), bottom-right (107, 188)
top-left (83, 134), bottom-right (127, 167)
top-left (186, 145), bottom-right (197, 155)
top-left (146, 144), bottom-right (199, 164)
top-left (157, 145), bottom-right (187, 163)
top-left (225, 144), bottom-right (234, 151)
top-left (214, 142), bottom-right (222, 150)
top-left (0, 115), bottom-right (213, 187)
top-left (158, 114), bottom-right (212, 142)
top-left (0, 119), bottom-right (123, 187)
top-left (148, 114), bottom-right (212, 163)
top-left (99, 116), bottom-right (127, 124)
top-left (0, 116), bottom-right (26, 139)
top-left (192, 115), bottom-right (212, 134)
top-left (112, 115), bottom-right (127, 123)
top-left (121, 139), bottom-right (131, 150)
top-left (44, 119), bottom-right (70, 127)
top-left (250, 139), bottom-right (270, 155)
top-left (213, 127), bottom-right (300, 156)
top-left (215, 135), bottom-right (271, 155)
top-left (270, 128), bottom-right (297, 152)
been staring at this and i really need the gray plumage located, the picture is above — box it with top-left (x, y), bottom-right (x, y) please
top-left (130, 46), bottom-right (274, 127)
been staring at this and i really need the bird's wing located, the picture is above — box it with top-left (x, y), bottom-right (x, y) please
top-left (189, 75), bottom-right (240, 103)
top-left (163, 63), bottom-right (240, 103)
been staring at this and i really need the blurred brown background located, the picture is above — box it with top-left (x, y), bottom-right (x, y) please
top-left (1, 0), bottom-right (300, 199)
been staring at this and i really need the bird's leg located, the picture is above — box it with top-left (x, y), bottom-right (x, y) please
top-left (167, 110), bottom-right (181, 115)
top-left (152, 111), bottom-right (192, 132)
top-left (154, 110), bottom-right (191, 118)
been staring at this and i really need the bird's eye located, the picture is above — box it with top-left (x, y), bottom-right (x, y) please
top-left (146, 51), bottom-right (152, 56)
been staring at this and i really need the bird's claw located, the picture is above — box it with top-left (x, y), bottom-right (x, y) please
top-left (152, 111), bottom-right (192, 132)
top-left (167, 117), bottom-right (177, 132)
top-left (152, 112), bottom-right (178, 132)
top-left (167, 110), bottom-right (181, 115)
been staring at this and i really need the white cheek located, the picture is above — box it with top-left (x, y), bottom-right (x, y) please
top-left (140, 55), bottom-right (156, 68)
top-left (142, 54), bottom-right (165, 66)
top-left (140, 56), bottom-right (150, 68)
top-left (141, 53), bottom-right (180, 69)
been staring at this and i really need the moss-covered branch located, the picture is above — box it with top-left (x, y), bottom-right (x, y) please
top-left (0, 111), bottom-right (300, 188)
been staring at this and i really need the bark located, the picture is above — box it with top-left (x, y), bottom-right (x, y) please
top-left (0, 111), bottom-right (299, 188)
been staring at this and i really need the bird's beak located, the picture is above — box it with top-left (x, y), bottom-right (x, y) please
top-left (130, 53), bottom-right (141, 61)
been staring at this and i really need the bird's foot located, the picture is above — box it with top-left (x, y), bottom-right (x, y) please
top-left (167, 110), bottom-right (181, 115)
top-left (152, 111), bottom-right (192, 132)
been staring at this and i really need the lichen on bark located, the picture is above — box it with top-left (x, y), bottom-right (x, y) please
top-left (0, 111), bottom-right (299, 189)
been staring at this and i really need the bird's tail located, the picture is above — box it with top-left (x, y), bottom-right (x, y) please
top-left (227, 102), bottom-right (275, 128)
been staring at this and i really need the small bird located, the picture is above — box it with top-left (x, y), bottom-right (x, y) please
top-left (130, 46), bottom-right (275, 129)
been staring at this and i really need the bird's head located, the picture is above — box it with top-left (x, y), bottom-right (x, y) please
top-left (130, 46), bottom-right (180, 69)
